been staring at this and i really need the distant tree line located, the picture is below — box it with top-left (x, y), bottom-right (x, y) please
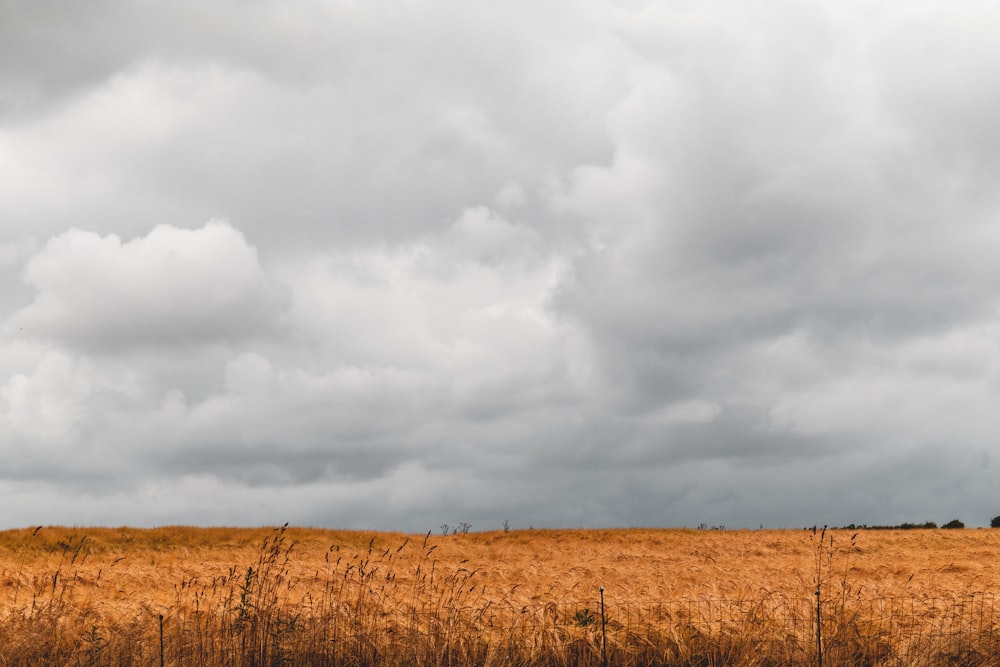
top-left (837, 517), bottom-right (1000, 530)
top-left (831, 516), bottom-right (1000, 530)
top-left (835, 520), bottom-right (965, 530)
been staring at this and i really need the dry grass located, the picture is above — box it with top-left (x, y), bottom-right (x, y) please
top-left (1, 525), bottom-right (999, 665)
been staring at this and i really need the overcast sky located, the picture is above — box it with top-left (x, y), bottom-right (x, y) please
top-left (2, 1), bottom-right (1000, 532)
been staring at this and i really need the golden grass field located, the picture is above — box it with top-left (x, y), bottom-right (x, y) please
top-left (1, 525), bottom-right (999, 665)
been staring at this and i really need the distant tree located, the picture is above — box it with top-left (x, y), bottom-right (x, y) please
top-left (899, 521), bottom-right (937, 530)
top-left (991, 516), bottom-right (1000, 528)
top-left (942, 519), bottom-right (965, 529)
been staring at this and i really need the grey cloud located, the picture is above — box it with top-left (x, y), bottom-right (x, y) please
top-left (2, 1), bottom-right (1000, 531)
top-left (552, 2), bottom-right (1000, 394)
top-left (0, 1), bottom-right (625, 250)
top-left (868, 4), bottom-right (1000, 174)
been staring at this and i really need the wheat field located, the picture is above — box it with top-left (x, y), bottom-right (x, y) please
top-left (1, 525), bottom-right (999, 665)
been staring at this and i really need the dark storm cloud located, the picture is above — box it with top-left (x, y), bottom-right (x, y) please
top-left (2, 0), bottom-right (1000, 530)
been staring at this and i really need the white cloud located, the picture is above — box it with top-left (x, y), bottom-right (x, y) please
top-left (12, 220), bottom-right (284, 350)
top-left (0, 351), bottom-right (90, 442)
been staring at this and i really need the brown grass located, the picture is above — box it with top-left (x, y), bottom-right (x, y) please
top-left (1, 525), bottom-right (999, 665)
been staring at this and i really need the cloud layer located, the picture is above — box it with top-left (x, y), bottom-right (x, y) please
top-left (2, 1), bottom-right (1000, 530)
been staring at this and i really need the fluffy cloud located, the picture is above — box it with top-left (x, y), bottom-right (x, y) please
top-left (0, 211), bottom-right (589, 525)
top-left (11, 221), bottom-right (283, 350)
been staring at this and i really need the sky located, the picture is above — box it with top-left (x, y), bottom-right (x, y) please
top-left (2, 1), bottom-right (1000, 532)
